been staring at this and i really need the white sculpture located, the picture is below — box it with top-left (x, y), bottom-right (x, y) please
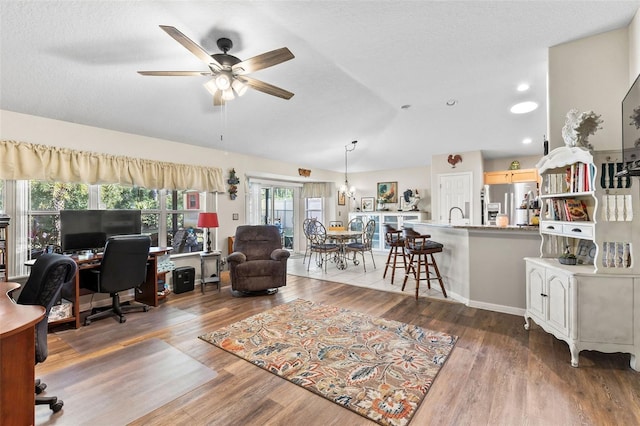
top-left (562, 109), bottom-right (603, 150)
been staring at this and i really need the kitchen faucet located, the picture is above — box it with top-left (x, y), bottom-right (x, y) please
top-left (448, 206), bottom-right (465, 223)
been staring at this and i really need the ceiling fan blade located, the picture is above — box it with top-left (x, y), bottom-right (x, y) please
top-left (213, 90), bottom-right (225, 106)
top-left (159, 25), bottom-right (222, 69)
top-left (238, 76), bottom-right (294, 100)
top-left (138, 71), bottom-right (212, 76)
top-left (232, 47), bottom-right (294, 75)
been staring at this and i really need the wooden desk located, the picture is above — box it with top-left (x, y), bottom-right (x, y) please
top-left (0, 281), bottom-right (45, 426)
top-left (28, 247), bottom-right (172, 329)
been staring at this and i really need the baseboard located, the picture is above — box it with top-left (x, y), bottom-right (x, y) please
top-left (467, 300), bottom-right (525, 317)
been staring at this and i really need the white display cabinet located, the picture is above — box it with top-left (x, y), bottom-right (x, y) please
top-left (525, 147), bottom-right (639, 371)
top-left (348, 212), bottom-right (427, 251)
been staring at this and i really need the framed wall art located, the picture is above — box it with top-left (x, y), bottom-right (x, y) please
top-left (377, 181), bottom-right (398, 204)
top-left (361, 197), bottom-right (375, 212)
top-left (338, 191), bottom-right (346, 206)
top-left (186, 193), bottom-right (200, 209)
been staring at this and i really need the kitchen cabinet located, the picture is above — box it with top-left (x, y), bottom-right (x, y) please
top-left (484, 168), bottom-right (539, 185)
top-left (524, 146), bottom-right (639, 370)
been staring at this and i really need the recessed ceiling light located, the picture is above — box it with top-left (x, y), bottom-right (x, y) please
top-left (522, 138), bottom-right (533, 144)
top-left (510, 101), bottom-right (538, 114)
top-left (446, 99), bottom-right (457, 106)
top-left (517, 83), bottom-right (530, 92)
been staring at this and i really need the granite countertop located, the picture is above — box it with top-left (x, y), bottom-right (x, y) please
top-left (406, 220), bottom-right (540, 232)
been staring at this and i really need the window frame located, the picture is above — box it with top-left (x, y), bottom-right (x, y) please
top-left (5, 180), bottom-right (211, 278)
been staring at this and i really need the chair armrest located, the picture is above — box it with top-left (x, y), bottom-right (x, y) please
top-left (271, 249), bottom-right (291, 261)
top-left (227, 252), bottom-right (247, 264)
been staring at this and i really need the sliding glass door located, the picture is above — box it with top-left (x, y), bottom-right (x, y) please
top-left (248, 181), bottom-right (297, 250)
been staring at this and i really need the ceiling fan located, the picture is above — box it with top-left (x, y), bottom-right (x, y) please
top-left (138, 25), bottom-right (294, 105)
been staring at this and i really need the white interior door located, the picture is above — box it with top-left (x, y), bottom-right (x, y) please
top-left (438, 172), bottom-right (472, 224)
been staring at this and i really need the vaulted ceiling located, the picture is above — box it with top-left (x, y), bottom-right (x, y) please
top-left (1, 1), bottom-right (638, 172)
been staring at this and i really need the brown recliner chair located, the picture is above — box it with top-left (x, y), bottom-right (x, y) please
top-left (228, 225), bottom-right (290, 296)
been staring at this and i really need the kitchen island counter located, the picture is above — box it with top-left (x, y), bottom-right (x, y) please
top-left (404, 220), bottom-right (540, 315)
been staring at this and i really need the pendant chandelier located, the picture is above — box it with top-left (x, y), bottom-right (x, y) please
top-left (339, 140), bottom-right (358, 197)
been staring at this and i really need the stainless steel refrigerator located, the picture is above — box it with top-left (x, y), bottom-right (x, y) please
top-left (483, 182), bottom-right (538, 226)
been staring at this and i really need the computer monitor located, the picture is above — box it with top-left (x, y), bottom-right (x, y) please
top-left (60, 210), bottom-right (142, 252)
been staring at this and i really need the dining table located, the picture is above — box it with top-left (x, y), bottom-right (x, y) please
top-left (326, 229), bottom-right (363, 270)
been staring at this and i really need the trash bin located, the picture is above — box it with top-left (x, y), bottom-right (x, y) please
top-left (173, 266), bottom-right (195, 294)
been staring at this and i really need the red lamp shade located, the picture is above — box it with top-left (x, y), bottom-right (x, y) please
top-left (197, 212), bottom-right (219, 228)
top-left (198, 213), bottom-right (219, 253)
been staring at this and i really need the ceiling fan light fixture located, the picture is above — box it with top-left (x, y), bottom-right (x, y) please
top-left (203, 79), bottom-right (218, 96)
top-left (222, 88), bottom-right (235, 101)
top-left (232, 79), bottom-right (248, 96)
top-left (215, 73), bottom-right (232, 90)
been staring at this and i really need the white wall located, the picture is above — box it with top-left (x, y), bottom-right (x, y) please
top-left (630, 9), bottom-right (640, 81)
top-left (429, 150), bottom-right (484, 224)
top-left (0, 110), bottom-right (340, 248)
top-left (343, 166), bottom-right (431, 218)
top-left (548, 28), bottom-right (629, 151)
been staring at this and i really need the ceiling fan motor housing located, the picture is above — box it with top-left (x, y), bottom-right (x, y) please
top-left (216, 38), bottom-right (233, 53)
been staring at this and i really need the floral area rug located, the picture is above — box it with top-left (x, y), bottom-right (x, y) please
top-left (199, 299), bottom-right (457, 426)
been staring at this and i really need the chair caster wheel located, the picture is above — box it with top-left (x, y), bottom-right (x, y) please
top-left (143, 306), bottom-right (149, 312)
top-left (119, 316), bottom-right (126, 323)
top-left (35, 380), bottom-right (47, 394)
top-left (84, 318), bottom-right (91, 326)
top-left (51, 400), bottom-right (64, 413)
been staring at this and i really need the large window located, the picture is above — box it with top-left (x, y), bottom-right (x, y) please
top-left (29, 181), bottom-right (89, 258)
top-left (8, 180), bottom-right (207, 277)
top-left (305, 197), bottom-right (323, 221)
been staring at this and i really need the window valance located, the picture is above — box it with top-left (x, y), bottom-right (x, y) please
top-left (0, 140), bottom-right (225, 192)
top-left (301, 182), bottom-right (333, 198)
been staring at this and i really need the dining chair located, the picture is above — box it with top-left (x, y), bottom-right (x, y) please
top-left (307, 220), bottom-right (339, 272)
top-left (302, 218), bottom-right (316, 264)
top-left (345, 219), bottom-right (377, 272)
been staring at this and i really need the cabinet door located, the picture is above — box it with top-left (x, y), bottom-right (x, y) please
top-left (526, 263), bottom-right (546, 322)
top-left (511, 169), bottom-right (539, 183)
top-left (547, 271), bottom-right (570, 337)
top-left (484, 171), bottom-right (511, 185)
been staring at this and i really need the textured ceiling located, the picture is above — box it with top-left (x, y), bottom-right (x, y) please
top-left (1, 1), bottom-right (638, 173)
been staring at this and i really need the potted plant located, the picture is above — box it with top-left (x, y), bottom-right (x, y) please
top-left (559, 245), bottom-right (577, 265)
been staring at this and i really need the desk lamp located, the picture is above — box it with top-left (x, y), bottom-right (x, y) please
top-left (197, 212), bottom-right (219, 253)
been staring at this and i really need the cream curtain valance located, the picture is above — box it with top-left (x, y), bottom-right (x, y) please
top-left (301, 182), bottom-right (333, 198)
top-left (0, 140), bottom-right (225, 192)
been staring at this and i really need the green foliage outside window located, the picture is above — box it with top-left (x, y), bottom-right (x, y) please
top-left (30, 182), bottom-right (89, 254)
top-left (24, 181), bottom-right (204, 258)
top-left (101, 184), bottom-right (160, 237)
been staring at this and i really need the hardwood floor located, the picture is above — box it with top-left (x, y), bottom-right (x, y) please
top-left (37, 274), bottom-right (640, 425)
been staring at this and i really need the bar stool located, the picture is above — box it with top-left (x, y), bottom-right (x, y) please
top-left (383, 224), bottom-right (406, 284)
top-left (402, 228), bottom-right (447, 299)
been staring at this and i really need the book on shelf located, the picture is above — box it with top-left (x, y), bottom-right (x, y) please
top-left (564, 198), bottom-right (589, 221)
top-left (562, 162), bottom-right (595, 193)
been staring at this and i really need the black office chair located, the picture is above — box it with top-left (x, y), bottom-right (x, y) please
top-left (17, 253), bottom-right (77, 413)
top-left (82, 234), bottom-right (151, 325)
